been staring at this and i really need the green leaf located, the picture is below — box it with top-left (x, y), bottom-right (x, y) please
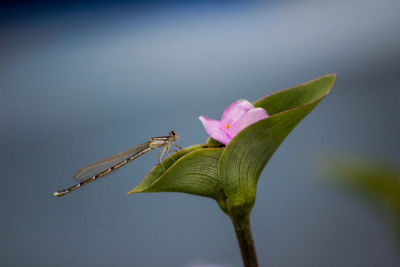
top-left (206, 136), bottom-right (223, 146)
top-left (130, 144), bottom-right (206, 191)
top-left (128, 144), bottom-right (225, 199)
top-left (218, 74), bottom-right (336, 215)
top-left (205, 74), bottom-right (336, 145)
top-left (254, 74), bottom-right (336, 115)
top-left (128, 74), bottom-right (336, 217)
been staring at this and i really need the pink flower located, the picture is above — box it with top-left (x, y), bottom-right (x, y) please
top-left (199, 99), bottom-right (268, 145)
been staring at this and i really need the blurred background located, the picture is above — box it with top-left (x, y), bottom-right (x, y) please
top-left (1, 0), bottom-right (399, 266)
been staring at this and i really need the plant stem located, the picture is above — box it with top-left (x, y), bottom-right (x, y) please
top-left (230, 213), bottom-right (259, 267)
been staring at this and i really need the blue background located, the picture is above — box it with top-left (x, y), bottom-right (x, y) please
top-left (1, 0), bottom-right (399, 266)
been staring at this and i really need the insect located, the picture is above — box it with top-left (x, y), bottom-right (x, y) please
top-left (53, 131), bottom-right (181, 197)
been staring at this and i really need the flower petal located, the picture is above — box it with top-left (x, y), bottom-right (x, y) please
top-left (229, 108), bottom-right (268, 137)
top-left (221, 99), bottom-right (254, 126)
top-left (199, 116), bottom-right (231, 145)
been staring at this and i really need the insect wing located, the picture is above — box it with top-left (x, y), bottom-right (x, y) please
top-left (73, 141), bottom-right (151, 182)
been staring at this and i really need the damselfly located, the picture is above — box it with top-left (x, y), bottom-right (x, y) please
top-left (53, 131), bottom-right (181, 197)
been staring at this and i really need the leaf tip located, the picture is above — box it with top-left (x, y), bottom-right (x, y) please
top-left (126, 188), bottom-right (143, 194)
